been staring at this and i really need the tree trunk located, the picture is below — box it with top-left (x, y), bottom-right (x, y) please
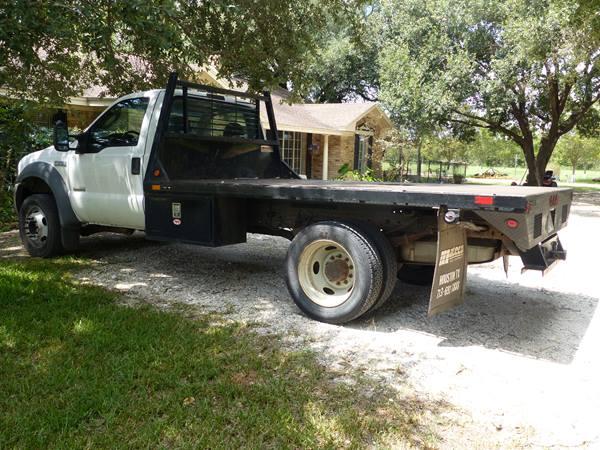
top-left (522, 140), bottom-right (539, 186)
top-left (522, 136), bottom-right (559, 186)
top-left (416, 140), bottom-right (422, 182)
top-left (535, 136), bottom-right (559, 185)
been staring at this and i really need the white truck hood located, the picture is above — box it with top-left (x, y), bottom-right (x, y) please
top-left (17, 145), bottom-right (59, 176)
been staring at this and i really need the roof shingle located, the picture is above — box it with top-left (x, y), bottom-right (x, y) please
top-left (261, 92), bottom-right (385, 135)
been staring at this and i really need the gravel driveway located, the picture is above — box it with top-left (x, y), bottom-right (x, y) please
top-left (2, 192), bottom-right (599, 448)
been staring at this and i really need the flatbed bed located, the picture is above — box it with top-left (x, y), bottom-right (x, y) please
top-left (166, 179), bottom-right (571, 212)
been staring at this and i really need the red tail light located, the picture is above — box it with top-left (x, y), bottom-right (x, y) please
top-left (474, 195), bottom-right (494, 206)
top-left (505, 218), bottom-right (519, 229)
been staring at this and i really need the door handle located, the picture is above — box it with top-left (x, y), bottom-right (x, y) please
top-left (131, 157), bottom-right (141, 175)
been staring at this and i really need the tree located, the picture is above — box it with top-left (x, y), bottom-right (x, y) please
top-left (466, 130), bottom-right (523, 168)
top-left (0, 0), bottom-right (356, 104)
top-left (378, 0), bottom-right (600, 185)
top-left (0, 0), bottom-right (359, 226)
top-left (553, 134), bottom-right (600, 178)
top-left (421, 135), bottom-right (469, 164)
top-left (379, 42), bottom-right (437, 181)
top-left (0, 99), bottom-right (53, 223)
top-left (304, 5), bottom-right (381, 103)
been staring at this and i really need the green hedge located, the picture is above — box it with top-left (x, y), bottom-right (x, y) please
top-left (0, 99), bottom-right (53, 230)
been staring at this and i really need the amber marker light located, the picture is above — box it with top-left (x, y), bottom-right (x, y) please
top-left (151, 185), bottom-right (161, 191)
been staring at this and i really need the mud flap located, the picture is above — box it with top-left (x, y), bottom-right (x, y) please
top-left (428, 207), bottom-right (469, 316)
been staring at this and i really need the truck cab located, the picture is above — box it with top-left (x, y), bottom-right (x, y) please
top-left (19, 89), bottom-right (162, 231)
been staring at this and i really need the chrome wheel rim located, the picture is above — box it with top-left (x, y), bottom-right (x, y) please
top-left (24, 206), bottom-right (48, 248)
top-left (298, 239), bottom-right (355, 307)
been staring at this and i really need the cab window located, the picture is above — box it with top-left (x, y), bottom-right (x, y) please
top-left (167, 96), bottom-right (260, 139)
top-left (89, 97), bottom-right (149, 149)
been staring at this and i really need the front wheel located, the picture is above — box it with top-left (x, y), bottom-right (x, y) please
top-left (19, 194), bottom-right (63, 258)
top-left (285, 221), bottom-right (383, 324)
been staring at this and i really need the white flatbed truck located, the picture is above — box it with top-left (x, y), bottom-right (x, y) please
top-left (15, 74), bottom-right (572, 323)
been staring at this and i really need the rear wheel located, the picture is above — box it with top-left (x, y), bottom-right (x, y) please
top-left (285, 221), bottom-right (383, 324)
top-left (355, 223), bottom-right (398, 311)
top-left (19, 194), bottom-right (63, 258)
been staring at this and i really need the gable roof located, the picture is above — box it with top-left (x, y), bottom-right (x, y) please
top-left (261, 92), bottom-right (392, 136)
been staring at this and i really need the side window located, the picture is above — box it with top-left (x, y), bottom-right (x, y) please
top-left (89, 97), bottom-right (149, 149)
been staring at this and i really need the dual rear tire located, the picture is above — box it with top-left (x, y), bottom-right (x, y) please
top-left (285, 221), bottom-right (397, 324)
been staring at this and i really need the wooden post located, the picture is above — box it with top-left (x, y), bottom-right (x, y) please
top-left (322, 135), bottom-right (329, 180)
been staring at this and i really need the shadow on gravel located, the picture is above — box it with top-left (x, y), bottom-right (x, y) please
top-left (573, 191), bottom-right (600, 206)
top-left (77, 233), bottom-right (166, 255)
top-left (364, 274), bottom-right (598, 365)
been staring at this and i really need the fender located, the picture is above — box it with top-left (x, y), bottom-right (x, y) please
top-left (15, 161), bottom-right (80, 250)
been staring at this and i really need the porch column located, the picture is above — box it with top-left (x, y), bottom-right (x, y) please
top-left (322, 134), bottom-right (329, 180)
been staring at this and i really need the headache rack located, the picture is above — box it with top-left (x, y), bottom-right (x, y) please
top-left (145, 72), bottom-right (298, 185)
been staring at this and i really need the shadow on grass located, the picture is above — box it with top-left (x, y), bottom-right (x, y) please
top-left (0, 258), bottom-right (448, 449)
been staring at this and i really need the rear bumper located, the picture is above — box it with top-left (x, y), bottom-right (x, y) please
top-left (474, 188), bottom-right (572, 252)
top-left (519, 234), bottom-right (566, 273)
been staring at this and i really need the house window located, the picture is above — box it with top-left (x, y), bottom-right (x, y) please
top-left (278, 131), bottom-right (305, 174)
top-left (355, 134), bottom-right (372, 173)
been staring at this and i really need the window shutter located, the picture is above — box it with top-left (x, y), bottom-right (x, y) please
top-left (367, 136), bottom-right (373, 169)
top-left (353, 134), bottom-right (360, 169)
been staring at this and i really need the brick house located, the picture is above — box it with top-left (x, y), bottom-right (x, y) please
top-left (263, 90), bottom-right (393, 179)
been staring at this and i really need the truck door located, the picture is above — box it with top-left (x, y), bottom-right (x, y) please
top-left (68, 96), bottom-right (156, 229)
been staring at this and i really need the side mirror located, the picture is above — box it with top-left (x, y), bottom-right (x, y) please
top-left (75, 133), bottom-right (90, 154)
top-left (52, 110), bottom-right (69, 152)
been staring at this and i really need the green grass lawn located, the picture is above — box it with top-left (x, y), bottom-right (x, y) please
top-left (465, 165), bottom-right (600, 181)
top-left (0, 257), bottom-right (444, 448)
top-left (382, 161), bottom-right (600, 183)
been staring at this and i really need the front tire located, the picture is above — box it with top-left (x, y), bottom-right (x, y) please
top-left (19, 194), bottom-right (63, 258)
top-left (285, 221), bottom-right (383, 324)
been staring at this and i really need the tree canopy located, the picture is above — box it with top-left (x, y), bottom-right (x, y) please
top-left (553, 133), bottom-right (600, 176)
top-left (465, 130), bottom-right (522, 168)
top-left (0, 0), bottom-right (355, 104)
top-left (303, 5), bottom-right (380, 103)
top-left (379, 0), bottom-right (600, 185)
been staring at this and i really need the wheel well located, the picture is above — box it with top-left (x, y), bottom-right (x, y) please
top-left (15, 177), bottom-right (53, 211)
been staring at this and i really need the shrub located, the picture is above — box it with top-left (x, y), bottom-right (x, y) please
top-left (336, 163), bottom-right (382, 182)
top-left (0, 99), bottom-right (53, 229)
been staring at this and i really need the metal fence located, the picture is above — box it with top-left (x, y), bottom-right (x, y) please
top-left (384, 158), bottom-right (468, 183)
